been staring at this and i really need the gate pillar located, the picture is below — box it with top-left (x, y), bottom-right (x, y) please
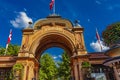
top-left (16, 52), bottom-right (39, 80)
top-left (71, 54), bottom-right (89, 80)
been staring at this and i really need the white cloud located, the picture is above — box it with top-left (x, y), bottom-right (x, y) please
top-left (53, 56), bottom-right (57, 59)
top-left (90, 40), bottom-right (109, 52)
top-left (10, 12), bottom-right (33, 28)
top-left (52, 55), bottom-right (62, 60)
top-left (58, 55), bottom-right (62, 58)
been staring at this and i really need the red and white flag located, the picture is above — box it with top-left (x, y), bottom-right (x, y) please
top-left (96, 29), bottom-right (100, 41)
top-left (5, 29), bottom-right (12, 54)
top-left (49, 0), bottom-right (54, 10)
top-left (7, 29), bottom-right (12, 44)
top-left (96, 28), bottom-right (102, 51)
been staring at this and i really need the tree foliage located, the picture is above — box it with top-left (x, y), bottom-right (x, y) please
top-left (57, 52), bottom-right (71, 80)
top-left (12, 63), bottom-right (24, 80)
top-left (39, 53), bottom-right (57, 80)
top-left (39, 52), bottom-right (71, 80)
top-left (7, 44), bottom-right (20, 55)
top-left (0, 44), bottom-right (20, 56)
top-left (102, 23), bottom-right (120, 46)
top-left (13, 63), bottom-right (24, 71)
top-left (82, 61), bottom-right (91, 68)
top-left (0, 46), bottom-right (5, 55)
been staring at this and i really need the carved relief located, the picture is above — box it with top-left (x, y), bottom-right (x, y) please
top-left (21, 35), bottom-right (29, 51)
top-left (28, 62), bottom-right (34, 68)
top-left (75, 33), bottom-right (84, 49)
top-left (32, 26), bottom-right (75, 44)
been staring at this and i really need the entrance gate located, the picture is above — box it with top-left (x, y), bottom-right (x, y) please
top-left (17, 15), bottom-right (88, 80)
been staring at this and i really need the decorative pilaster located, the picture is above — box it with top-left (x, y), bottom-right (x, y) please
top-left (113, 66), bottom-right (120, 80)
top-left (16, 55), bottom-right (39, 80)
top-left (70, 62), bottom-right (74, 80)
top-left (34, 67), bottom-right (39, 80)
top-left (72, 27), bottom-right (87, 55)
top-left (73, 62), bottom-right (79, 80)
top-left (78, 62), bottom-right (83, 80)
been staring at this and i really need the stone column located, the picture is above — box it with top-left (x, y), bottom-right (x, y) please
top-left (35, 67), bottom-right (39, 80)
top-left (16, 57), bottom-right (37, 80)
top-left (22, 64), bottom-right (29, 80)
top-left (28, 63), bottom-right (34, 80)
top-left (73, 62), bottom-right (79, 80)
top-left (26, 66), bottom-right (29, 80)
top-left (78, 62), bottom-right (83, 80)
top-left (113, 66), bottom-right (120, 80)
top-left (70, 64), bottom-right (74, 80)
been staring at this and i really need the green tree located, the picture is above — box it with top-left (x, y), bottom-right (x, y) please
top-left (0, 46), bottom-right (5, 55)
top-left (7, 44), bottom-right (20, 55)
top-left (102, 22), bottom-right (120, 46)
top-left (0, 44), bottom-right (20, 56)
top-left (57, 52), bottom-right (71, 80)
top-left (39, 53), bottom-right (57, 80)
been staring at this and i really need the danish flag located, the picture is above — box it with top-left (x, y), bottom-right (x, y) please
top-left (96, 28), bottom-right (102, 51)
top-left (96, 29), bottom-right (100, 41)
top-left (49, 0), bottom-right (54, 10)
top-left (5, 29), bottom-right (12, 54)
top-left (7, 29), bottom-right (12, 44)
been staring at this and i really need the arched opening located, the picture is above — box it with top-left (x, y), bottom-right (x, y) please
top-left (39, 47), bottom-right (71, 80)
top-left (32, 33), bottom-right (75, 61)
top-left (30, 33), bottom-right (75, 80)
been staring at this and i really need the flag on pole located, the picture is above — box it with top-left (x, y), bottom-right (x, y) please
top-left (96, 29), bottom-right (100, 41)
top-left (49, 0), bottom-right (54, 10)
top-left (5, 29), bottom-right (12, 55)
top-left (96, 28), bottom-right (102, 51)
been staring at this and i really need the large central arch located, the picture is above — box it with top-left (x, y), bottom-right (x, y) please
top-left (30, 31), bottom-right (75, 60)
top-left (17, 15), bottom-right (88, 80)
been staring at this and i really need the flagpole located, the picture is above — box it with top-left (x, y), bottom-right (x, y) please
top-left (96, 28), bottom-right (102, 52)
top-left (53, 0), bottom-right (55, 14)
top-left (4, 29), bottom-right (12, 55)
top-left (4, 44), bottom-right (8, 55)
top-left (98, 39), bottom-right (102, 52)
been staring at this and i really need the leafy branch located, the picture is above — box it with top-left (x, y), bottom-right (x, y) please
top-left (102, 23), bottom-right (120, 46)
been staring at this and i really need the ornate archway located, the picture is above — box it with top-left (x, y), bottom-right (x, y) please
top-left (17, 15), bottom-right (87, 80)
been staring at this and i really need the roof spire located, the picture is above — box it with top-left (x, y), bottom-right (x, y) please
top-left (26, 22), bottom-right (32, 29)
top-left (74, 20), bottom-right (81, 27)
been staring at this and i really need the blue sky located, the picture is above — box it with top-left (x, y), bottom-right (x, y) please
top-left (0, 0), bottom-right (120, 57)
